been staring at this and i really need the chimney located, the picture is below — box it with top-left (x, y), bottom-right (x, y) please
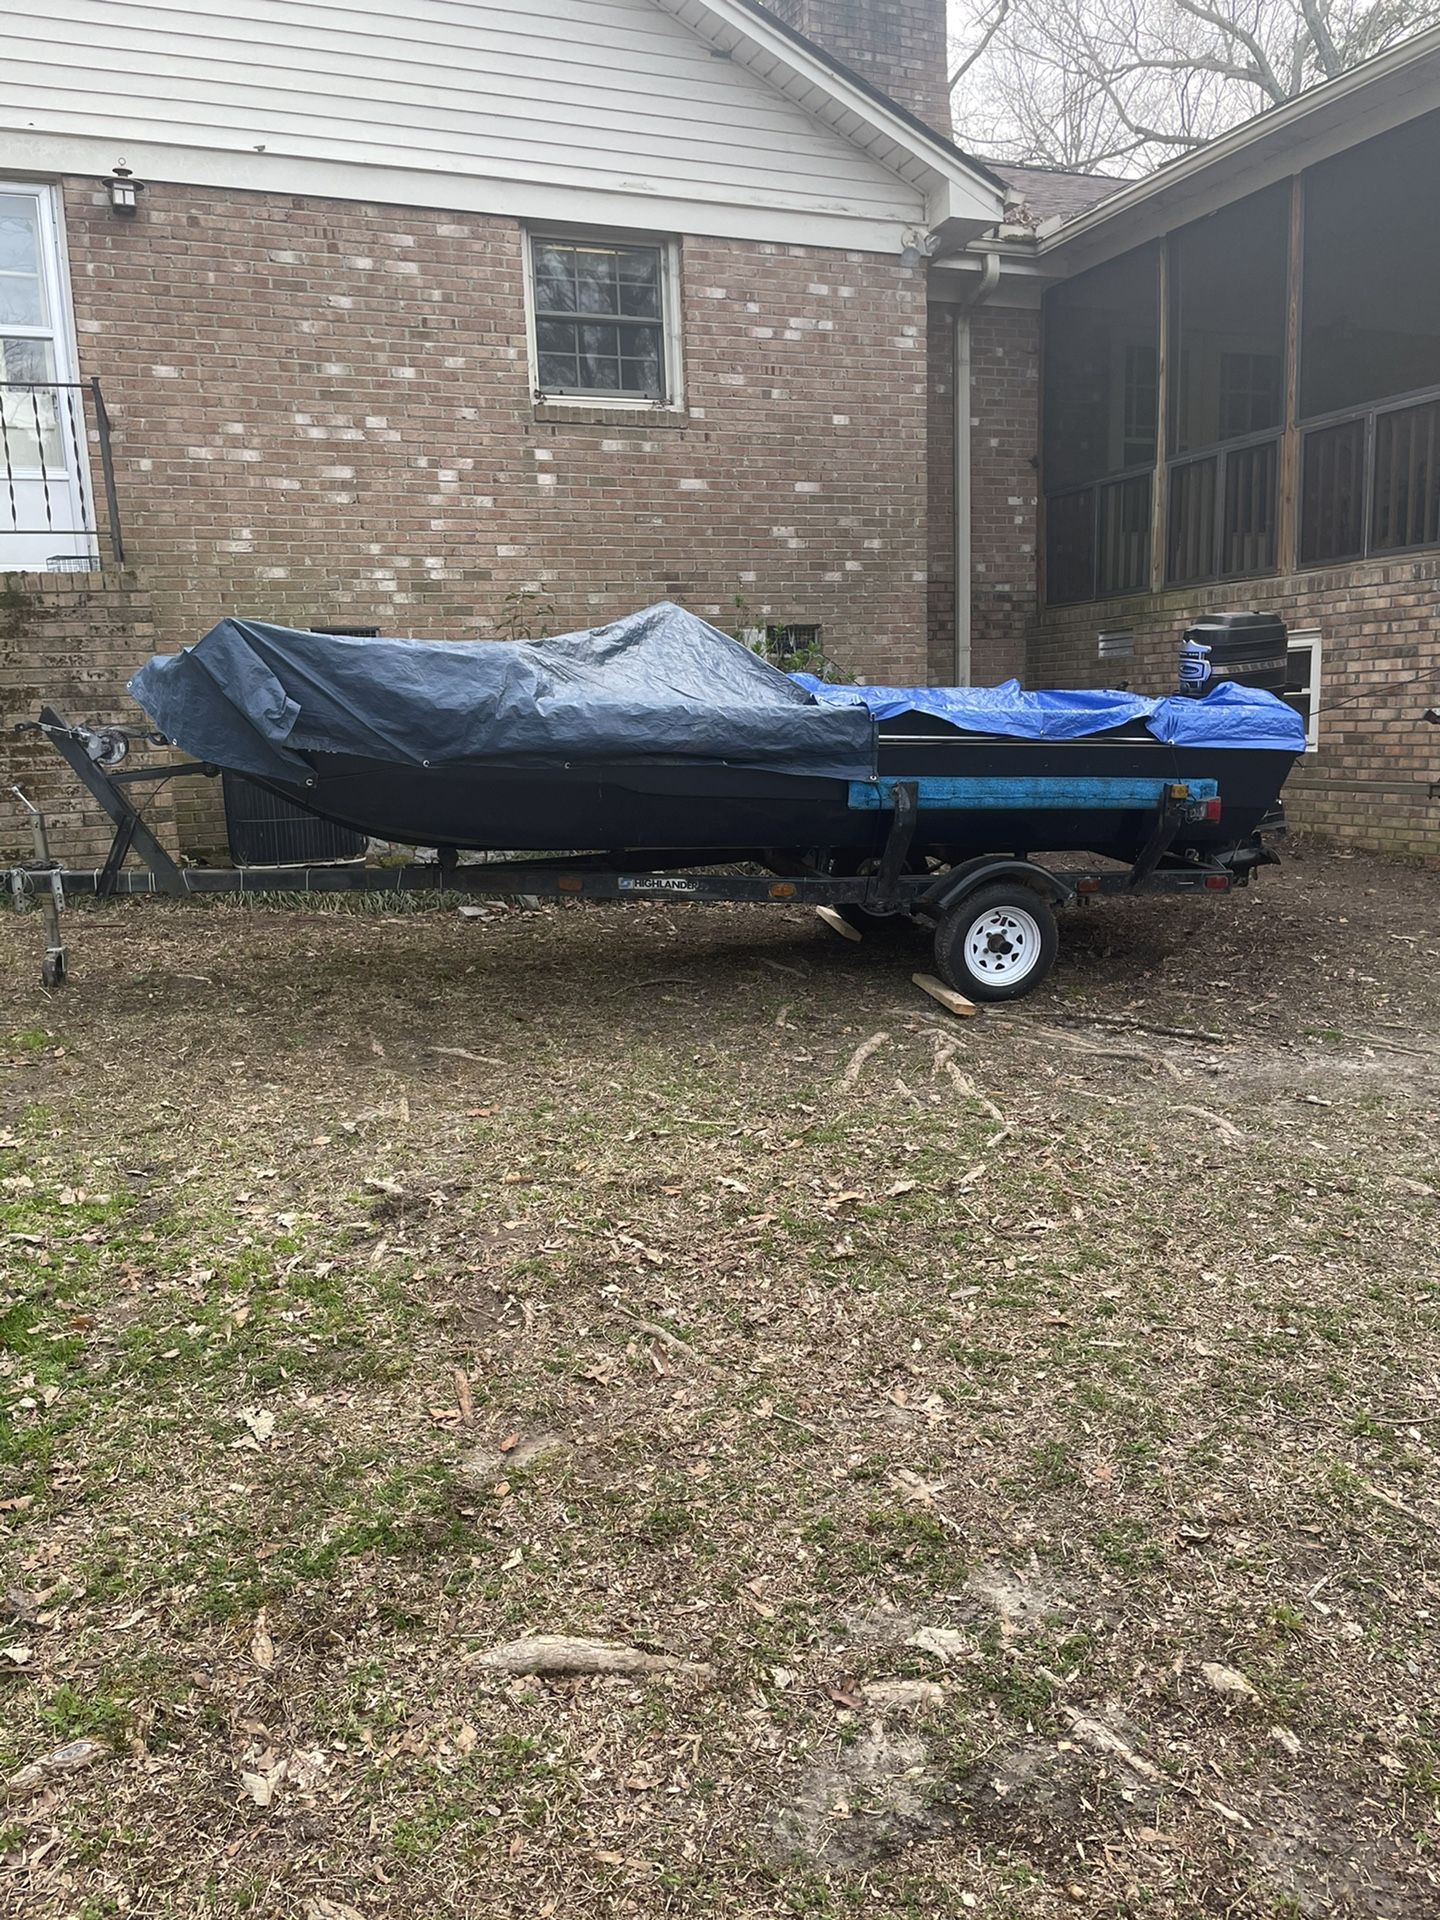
top-left (763, 0), bottom-right (952, 140)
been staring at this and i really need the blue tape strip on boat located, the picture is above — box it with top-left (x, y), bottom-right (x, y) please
top-left (847, 776), bottom-right (1220, 811)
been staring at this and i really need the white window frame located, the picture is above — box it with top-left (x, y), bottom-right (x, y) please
top-left (522, 225), bottom-right (683, 413)
top-left (1285, 630), bottom-right (1322, 749)
top-left (0, 178), bottom-right (95, 570)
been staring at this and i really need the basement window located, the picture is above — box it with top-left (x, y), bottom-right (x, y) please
top-left (526, 231), bottom-right (681, 406)
top-left (765, 622), bottom-right (822, 661)
top-left (1283, 631), bottom-right (1322, 749)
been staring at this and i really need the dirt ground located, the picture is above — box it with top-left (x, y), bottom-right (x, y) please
top-left (2, 842), bottom-right (1439, 1920)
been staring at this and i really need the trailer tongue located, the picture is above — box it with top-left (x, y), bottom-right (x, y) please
top-left (8, 601), bottom-right (1305, 1000)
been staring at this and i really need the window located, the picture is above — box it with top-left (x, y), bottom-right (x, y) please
top-left (0, 181), bottom-right (94, 572)
top-left (1041, 243), bottom-right (1160, 604)
top-left (764, 622), bottom-right (822, 661)
top-left (1122, 344), bottom-right (1158, 467)
top-left (0, 189), bottom-right (61, 471)
top-left (1283, 632), bottom-right (1322, 749)
top-left (1219, 352), bottom-right (1282, 442)
top-left (526, 233), bottom-right (678, 404)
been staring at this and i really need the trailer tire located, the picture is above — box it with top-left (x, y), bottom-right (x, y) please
top-left (41, 952), bottom-right (66, 990)
top-left (933, 883), bottom-right (1057, 1002)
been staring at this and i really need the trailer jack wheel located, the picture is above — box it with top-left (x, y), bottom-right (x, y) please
top-left (933, 883), bottom-right (1058, 1002)
top-left (41, 950), bottom-right (67, 990)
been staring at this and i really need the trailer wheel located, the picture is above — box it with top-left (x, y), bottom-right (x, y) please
top-left (41, 951), bottom-right (66, 990)
top-left (933, 884), bottom-right (1057, 1002)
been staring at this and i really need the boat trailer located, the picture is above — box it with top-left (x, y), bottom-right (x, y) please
top-left (6, 708), bottom-right (1263, 1001)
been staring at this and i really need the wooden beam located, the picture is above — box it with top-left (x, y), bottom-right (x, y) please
top-left (1151, 235), bottom-right (1170, 595)
top-left (1278, 173), bottom-right (1304, 574)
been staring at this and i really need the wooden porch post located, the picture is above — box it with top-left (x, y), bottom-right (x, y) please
top-left (1151, 239), bottom-right (1170, 591)
top-left (1278, 174), bottom-right (1304, 573)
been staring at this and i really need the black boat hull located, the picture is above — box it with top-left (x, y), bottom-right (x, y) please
top-left (256, 726), bottom-right (1298, 865)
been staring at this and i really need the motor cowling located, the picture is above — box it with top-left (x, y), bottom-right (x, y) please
top-left (1179, 611), bottom-right (1289, 697)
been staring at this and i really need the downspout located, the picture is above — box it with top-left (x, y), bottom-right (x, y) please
top-left (952, 250), bottom-right (1000, 685)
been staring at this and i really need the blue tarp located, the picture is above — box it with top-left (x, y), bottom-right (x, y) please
top-left (791, 674), bottom-right (1305, 752)
top-left (129, 602), bottom-right (877, 784)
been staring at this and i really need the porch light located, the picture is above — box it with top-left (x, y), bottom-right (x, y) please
top-left (106, 167), bottom-right (141, 215)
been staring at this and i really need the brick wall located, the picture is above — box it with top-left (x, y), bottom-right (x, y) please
top-left (968, 304), bottom-right (1038, 684)
top-left (65, 182), bottom-right (930, 680)
top-left (0, 570), bottom-right (176, 866)
top-left (925, 303), bottom-right (955, 682)
top-left (1029, 561), bottom-right (1440, 862)
top-left (926, 300), bottom-right (1039, 687)
top-left (52, 178), bottom-right (933, 850)
top-left (763, 0), bottom-right (952, 136)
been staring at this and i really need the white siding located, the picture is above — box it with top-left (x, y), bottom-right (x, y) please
top-left (0, 0), bottom-right (928, 238)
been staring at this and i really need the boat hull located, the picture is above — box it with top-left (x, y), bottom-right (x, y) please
top-left (253, 726), bottom-right (1297, 865)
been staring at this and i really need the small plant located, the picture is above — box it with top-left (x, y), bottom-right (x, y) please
top-left (38, 1682), bottom-right (133, 1747)
top-left (495, 588), bottom-right (557, 643)
top-left (730, 591), bottom-right (850, 681)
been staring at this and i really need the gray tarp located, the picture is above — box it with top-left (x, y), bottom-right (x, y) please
top-left (128, 602), bottom-right (877, 784)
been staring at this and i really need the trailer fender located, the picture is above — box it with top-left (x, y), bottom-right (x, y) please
top-left (919, 857), bottom-right (1076, 921)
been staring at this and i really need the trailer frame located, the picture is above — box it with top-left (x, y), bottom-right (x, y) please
top-left (7, 708), bottom-right (1264, 999)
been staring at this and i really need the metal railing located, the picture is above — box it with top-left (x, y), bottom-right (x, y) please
top-left (0, 378), bottom-right (125, 566)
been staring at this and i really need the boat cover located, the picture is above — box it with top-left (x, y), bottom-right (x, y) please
top-left (792, 675), bottom-right (1306, 752)
top-left (128, 602), bottom-right (876, 784)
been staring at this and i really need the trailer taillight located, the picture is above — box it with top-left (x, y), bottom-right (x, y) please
top-left (1204, 874), bottom-right (1229, 890)
top-left (1203, 798), bottom-right (1223, 822)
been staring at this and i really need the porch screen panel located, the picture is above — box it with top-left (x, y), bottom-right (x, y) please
top-left (1168, 184), bottom-right (1287, 455)
top-left (1044, 486), bottom-right (1096, 605)
top-left (1042, 243), bottom-right (1159, 602)
top-left (1370, 396), bottom-right (1440, 555)
top-left (1301, 110), bottom-right (1440, 421)
top-left (1096, 474), bottom-right (1152, 599)
top-left (1221, 437), bottom-right (1278, 576)
top-left (1166, 456), bottom-right (1216, 585)
top-left (1162, 184), bottom-right (1286, 584)
top-left (1299, 418), bottom-right (1365, 565)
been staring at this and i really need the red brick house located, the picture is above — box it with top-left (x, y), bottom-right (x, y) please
top-left (1, 0), bottom-right (1438, 862)
top-left (0, 0), bottom-right (1005, 856)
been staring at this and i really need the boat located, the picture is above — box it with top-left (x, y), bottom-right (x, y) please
top-left (126, 602), bottom-right (1304, 871)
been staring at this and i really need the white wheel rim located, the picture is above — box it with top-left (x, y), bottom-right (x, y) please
top-left (964, 904), bottom-right (1043, 984)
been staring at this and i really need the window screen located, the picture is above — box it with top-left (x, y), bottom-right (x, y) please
top-left (1168, 183), bottom-right (1288, 455)
top-left (1042, 243), bottom-right (1160, 493)
top-left (1300, 109), bottom-right (1440, 420)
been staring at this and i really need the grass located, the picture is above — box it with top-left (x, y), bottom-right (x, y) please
top-left (1, 851), bottom-right (1439, 1917)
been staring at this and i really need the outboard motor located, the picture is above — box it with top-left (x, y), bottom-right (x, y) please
top-left (1178, 611), bottom-right (1289, 697)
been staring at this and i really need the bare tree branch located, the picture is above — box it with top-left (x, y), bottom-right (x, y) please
top-left (948, 0), bottom-right (1440, 171)
top-left (1174, 0), bottom-right (1291, 100)
top-left (1299, 0), bottom-right (1346, 71)
top-left (949, 0), bottom-right (1012, 89)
